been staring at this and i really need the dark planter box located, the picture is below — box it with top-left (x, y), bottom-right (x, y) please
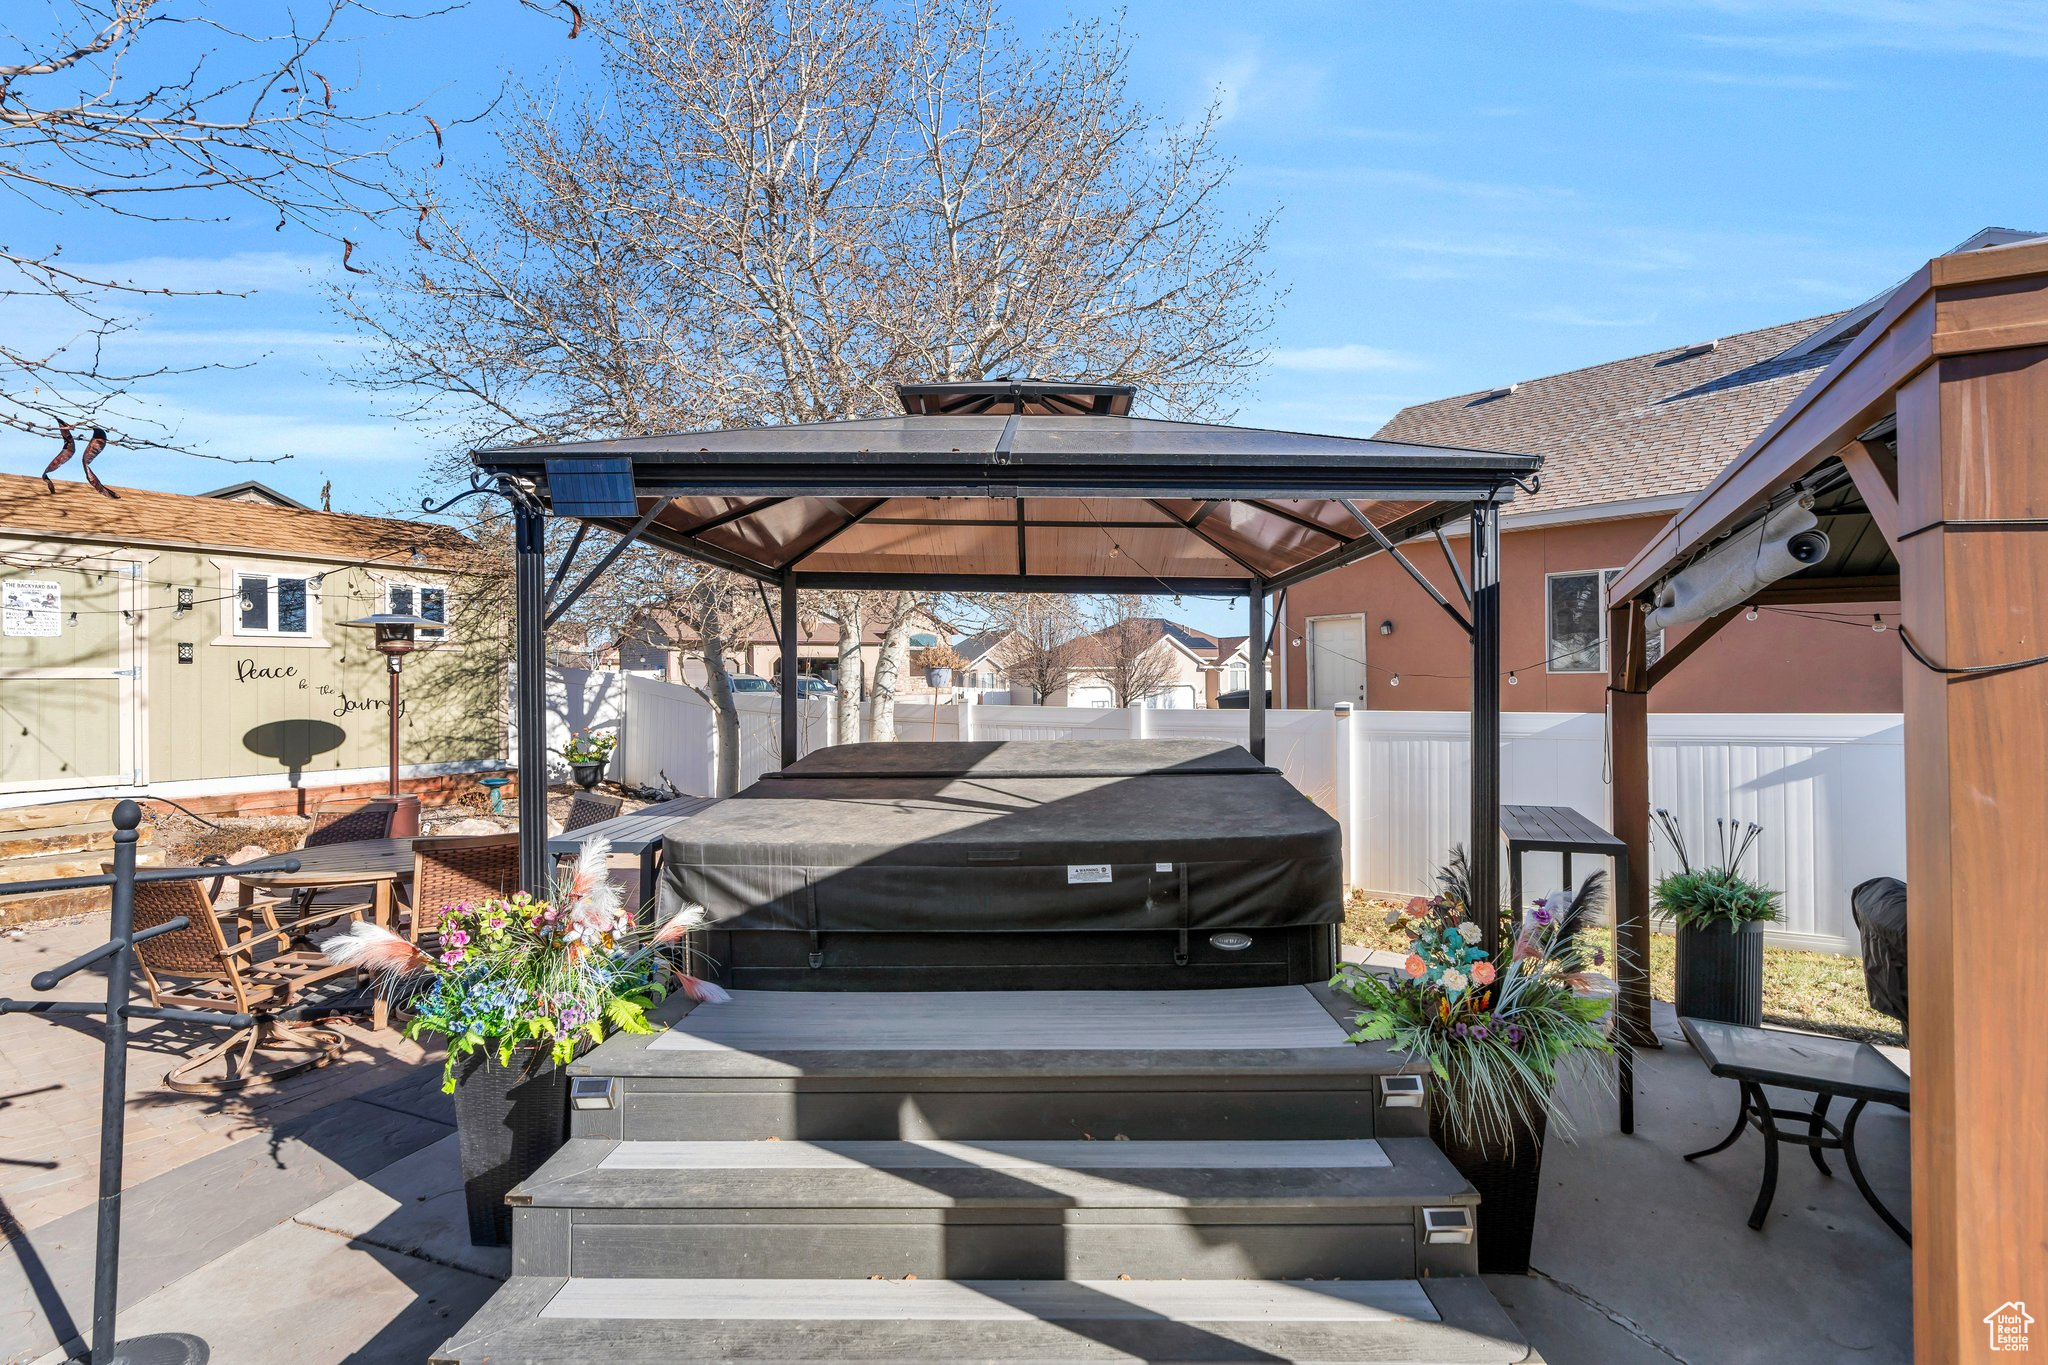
top-left (453, 1046), bottom-right (574, 1246)
top-left (1432, 1103), bottom-right (1548, 1275)
top-left (569, 759), bottom-right (607, 791)
top-left (1674, 920), bottom-right (1766, 1027)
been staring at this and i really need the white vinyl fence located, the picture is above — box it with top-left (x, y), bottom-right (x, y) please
top-left (554, 667), bottom-right (1904, 955)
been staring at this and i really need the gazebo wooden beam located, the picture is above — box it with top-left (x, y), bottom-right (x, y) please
top-left (1605, 236), bottom-right (2048, 1364)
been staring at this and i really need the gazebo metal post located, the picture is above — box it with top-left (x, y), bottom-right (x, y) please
top-left (1468, 500), bottom-right (1503, 955)
top-left (514, 501), bottom-right (552, 893)
top-left (779, 574), bottom-right (800, 768)
top-left (1247, 579), bottom-right (1266, 762)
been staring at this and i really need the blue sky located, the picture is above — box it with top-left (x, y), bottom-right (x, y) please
top-left (6, 0), bottom-right (2046, 631)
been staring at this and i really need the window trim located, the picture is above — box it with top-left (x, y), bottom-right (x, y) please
top-left (230, 570), bottom-right (316, 640)
top-left (1546, 568), bottom-right (1662, 675)
top-left (383, 580), bottom-right (450, 643)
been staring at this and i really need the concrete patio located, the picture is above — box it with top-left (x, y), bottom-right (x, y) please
top-left (1, 918), bottom-right (1910, 1365)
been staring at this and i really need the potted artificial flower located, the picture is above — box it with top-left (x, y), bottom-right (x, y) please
top-left (1652, 810), bottom-right (1779, 1028)
top-left (560, 729), bottom-right (617, 790)
top-left (912, 642), bottom-right (966, 689)
top-left (322, 839), bottom-right (727, 1245)
top-left (1330, 849), bottom-right (1612, 1274)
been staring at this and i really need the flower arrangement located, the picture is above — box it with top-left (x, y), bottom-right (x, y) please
top-left (322, 839), bottom-right (727, 1090)
top-left (560, 729), bottom-right (617, 765)
top-left (1651, 808), bottom-right (1779, 929)
top-left (1330, 849), bottom-right (1613, 1151)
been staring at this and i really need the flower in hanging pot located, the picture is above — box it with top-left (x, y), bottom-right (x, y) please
top-left (912, 641), bottom-right (966, 688)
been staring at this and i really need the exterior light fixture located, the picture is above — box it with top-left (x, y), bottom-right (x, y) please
top-left (1507, 671), bottom-right (1518, 686)
top-left (342, 611), bottom-right (443, 804)
top-left (1379, 1074), bottom-right (1426, 1108)
top-left (1380, 620), bottom-right (1394, 635)
top-left (1389, 674), bottom-right (1400, 687)
top-left (175, 587), bottom-right (193, 614)
top-left (1745, 606), bottom-right (1759, 621)
top-left (1871, 614), bottom-right (1886, 632)
top-left (1421, 1207), bottom-right (1474, 1245)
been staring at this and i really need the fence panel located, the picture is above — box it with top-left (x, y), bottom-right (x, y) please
top-left (600, 671), bottom-right (1903, 954)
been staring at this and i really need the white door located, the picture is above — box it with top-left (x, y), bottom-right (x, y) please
top-left (1308, 615), bottom-right (1366, 709)
top-left (1, 557), bottom-right (144, 791)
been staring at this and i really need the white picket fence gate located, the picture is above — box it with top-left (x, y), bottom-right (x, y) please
top-left (548, 669), bottom-right (1905, 954)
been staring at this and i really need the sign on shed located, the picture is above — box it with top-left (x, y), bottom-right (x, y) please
top-left (2, 579), bottom-right (61, 637)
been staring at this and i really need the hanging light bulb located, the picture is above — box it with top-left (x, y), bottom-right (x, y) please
top-left (1388, 674), bottom-right (1401, 687)
top-left (240, 595), bottom-right (255, 613)
top-left (1871, 614), bottom-right (1887, 632)
top-left (1508, 671), bottom-right (1519, 686)
top-left (1744, 606), bottom-right (1759, 621)
top-left (67, 611), bottom-right (78, 627)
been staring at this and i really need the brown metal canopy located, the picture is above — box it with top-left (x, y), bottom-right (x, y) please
top-left (473, 381), bottom-right (1539, 594)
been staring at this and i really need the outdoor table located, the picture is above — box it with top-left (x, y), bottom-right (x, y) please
top-left (234, 837), bottom-right (421, 1030)
top-left (1680, 1015), bottom-right (1911, 1244)
top-left (547, 795), bottom-right (720, 909)
top-left (1501, 803), bottom-right (1638, 1133)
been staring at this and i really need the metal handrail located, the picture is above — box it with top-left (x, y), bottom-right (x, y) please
top-left (0, 801), bottom-right (289, 1364)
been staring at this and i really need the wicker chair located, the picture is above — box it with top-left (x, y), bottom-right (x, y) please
top-left (563, 791), bottom-right (624, 834)
top-left (123, 873), bottom-right (359, 1094)
top-left (406, 833), bottom-right (523, 943)
top-left (304, 799), bottom-right (400, 847)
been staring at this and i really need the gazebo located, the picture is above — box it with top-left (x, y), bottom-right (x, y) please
top-left (473, 380), bottom-right (1542, 955)
top-left (1603, 237), bottom-right (2048, 1362)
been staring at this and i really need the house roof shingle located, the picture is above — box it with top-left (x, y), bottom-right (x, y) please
top-left (0, 473), bottom-right (473, 569)
top-left (1375, 314), bottom-right (1857, 519)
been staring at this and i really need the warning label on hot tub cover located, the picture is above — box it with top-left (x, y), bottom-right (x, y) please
top-left (1067, 865), bottom-right (1112, 884)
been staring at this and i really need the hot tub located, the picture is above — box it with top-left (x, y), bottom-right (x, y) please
top-left (660, 739), bottom-right (1342, 991)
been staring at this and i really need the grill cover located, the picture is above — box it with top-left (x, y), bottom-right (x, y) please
top-left (1850, 876), bottom-right (1908, 1028)
top-left (661, 740), bottom-right (1342, 990)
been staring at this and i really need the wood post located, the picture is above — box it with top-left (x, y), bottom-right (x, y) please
top-left (1604, 597), bottom-right (1655, 1052)
top-left (1897, 347), bottom-right (2048, 1364)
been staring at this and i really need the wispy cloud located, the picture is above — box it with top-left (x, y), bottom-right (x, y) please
top-left (1268, 343), bottom-right (1425, 373)
top-left (1640, 66), bottom-right (1854, 89)
top-left (1585, 0), bottom-right (2048, 59)
top-left (1515, 304), bottom-right (1662, 328)
top-left (56, 251), bottom-right (330, 296)
top-left (1199, 41), bottom-right (1327, 126)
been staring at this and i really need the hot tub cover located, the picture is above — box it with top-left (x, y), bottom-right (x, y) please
top-left (662, 740), bottom-right (1340, 936)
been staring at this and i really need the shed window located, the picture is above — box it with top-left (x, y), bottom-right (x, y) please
top-left (1547, 569), bottom-right (1661, 673)
top-left (235, 572), bottom-right (312, 637)
top-left (385, 582), bottom-right (448, 641)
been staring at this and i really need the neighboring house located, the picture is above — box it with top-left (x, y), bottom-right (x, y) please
top-left (608, 604), bottom-right (952, 692)
top-left (0, 473), bottom-right (501, 812)
top-left (953, 627), bottom-right (1026, 701)
top-left (1053, 617), bottom-right (1219, 709)
top-left (1282, 227), bottom-right (2037, 714)
top-left (201, 480), bottom-right (309, 510)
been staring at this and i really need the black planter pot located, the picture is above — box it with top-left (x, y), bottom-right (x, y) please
top-left (568, 759), bottom-right (607, 791)
top-left (1674, 919), bottom-right (1766, 1027)
top-left (1431, 1102), bottom-right (1549, 1274)
top-left (452, 1046), bottom-right (575, 1246)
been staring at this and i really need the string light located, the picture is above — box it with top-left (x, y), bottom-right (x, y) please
top-left (1388, 674), bottom-right (1401, 687)
top-left (1508, 671), bottom-right (1518, 686)
top-left (1871, 614), bottom-right (1886, 633)
top-left (1744, 606), bottom-right (1758, 621)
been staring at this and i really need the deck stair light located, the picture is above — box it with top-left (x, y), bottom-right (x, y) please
top-left (1379, 1074), bottom-right (1426, 1109)
top-left (1422, 1207), bottom-right (1475, 1245)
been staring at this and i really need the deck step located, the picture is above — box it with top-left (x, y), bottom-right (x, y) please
top-left (508, 1136), bottom-right (1478, 1281)
top-left (570, 985), bottom-right (1427, 1142)
top-left (431, 1275), bottom-right (1536, 1363)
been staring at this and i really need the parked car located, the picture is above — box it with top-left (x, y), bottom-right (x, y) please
top-left (1215, 689), bottom-right (1273, 709)
top-left (726, 674), bottom-right (776, 693)
top-left (788, 676), bottom-right (837, 697)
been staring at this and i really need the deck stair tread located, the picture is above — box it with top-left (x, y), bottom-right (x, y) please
top-left (432, 1275), bottom-right (1536, 1363)
top-left (577, 983), bottom-right (1411, 1081)
top-left (515, 1136), bottom-right (1475, 1210)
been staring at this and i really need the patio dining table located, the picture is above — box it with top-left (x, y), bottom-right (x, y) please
top-left (233, 837), bottom-right (421, 1029)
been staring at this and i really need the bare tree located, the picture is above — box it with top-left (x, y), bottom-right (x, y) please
top-left (0, 1), bottom-right (572, 458)
top-left (1079, 594), bottom-right (1179, 708)
top-left (814, 591), bottom-right (868, 742)
top-left (341, 0), bottom-right (1274, 753)
top-left (865, 591), bottom-right (925, 743)
top-left (951, 593), bottom-right (1083, 703)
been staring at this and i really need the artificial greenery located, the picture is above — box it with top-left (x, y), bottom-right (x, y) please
top-left (1650, 807), bottom-right (1780, 930)
top-left (1330, 848), bottom-right (1613, 1153)
top-left (1653, 866), bottom-right (1780, 930)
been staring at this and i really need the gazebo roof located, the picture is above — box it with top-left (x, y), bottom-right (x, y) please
top-left (472, 382), bottom-right (1540, 592)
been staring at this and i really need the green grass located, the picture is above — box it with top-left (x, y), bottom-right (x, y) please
top-left (1343, 892), bottom-right (1905, 1047)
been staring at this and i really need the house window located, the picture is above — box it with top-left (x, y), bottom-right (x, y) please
top-left (1224, 663), bottom-right (1248, 692)
top-left (1546, 569), bottom-right (1662, 673)
top-left (234, 572), bottom-right (312, 637)
top-left (386, 582), bottom-right (448, 641)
